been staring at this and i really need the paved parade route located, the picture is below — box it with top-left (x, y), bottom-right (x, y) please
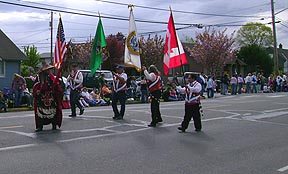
top-left (0, 93), bottom-right (288, 174)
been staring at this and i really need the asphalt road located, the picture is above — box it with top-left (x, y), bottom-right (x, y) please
top-left (0, 93), bottom-right (288, 174)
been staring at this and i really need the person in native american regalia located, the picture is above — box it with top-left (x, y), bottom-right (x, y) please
top-left (33, 65), bottom-right (63, 132)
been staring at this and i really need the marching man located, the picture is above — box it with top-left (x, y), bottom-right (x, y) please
top-left (177, 74), bottom-right (203, 132)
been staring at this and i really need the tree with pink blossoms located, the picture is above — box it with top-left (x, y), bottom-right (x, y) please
top-left (139, 34), bottom-right (164, 67)
top-left (186, 28), bottom-right (236, 74)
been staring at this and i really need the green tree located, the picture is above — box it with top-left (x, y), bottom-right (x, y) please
top-left (236, 22), bottom-right (273, 47)
top-left (21, 45), bottom-right (40, 77)
top-left (236, 44), bottom-right (273, 76)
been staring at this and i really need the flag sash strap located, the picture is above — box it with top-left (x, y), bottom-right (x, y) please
top-left (149, 76), bottom-right (161, 89)
top-left (113, 79), bottom-right (126, 92)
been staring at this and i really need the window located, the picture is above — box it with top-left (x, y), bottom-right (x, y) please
top-left (0, 59), bottom-right (4, 77)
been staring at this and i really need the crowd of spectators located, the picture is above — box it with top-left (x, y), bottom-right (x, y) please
top-left (1, 70), bottom-right (288, 113)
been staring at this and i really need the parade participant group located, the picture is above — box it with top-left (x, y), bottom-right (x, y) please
top-left (8, 62), bottom-right (204, 133)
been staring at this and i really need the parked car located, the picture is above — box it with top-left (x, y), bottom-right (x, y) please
top-left (79, 70), bottom-right (113, 90)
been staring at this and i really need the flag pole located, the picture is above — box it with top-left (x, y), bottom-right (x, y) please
top-left (169, 7), bottom-right (185, 78)
top-left (98, 11), bottom-right (102, 70)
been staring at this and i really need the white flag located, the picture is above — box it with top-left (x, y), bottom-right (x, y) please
top-left (124, 8), bottom-right (141, 72)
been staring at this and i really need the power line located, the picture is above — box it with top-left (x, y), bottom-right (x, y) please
top-left (0, 0), bottom-right (191, 26)
top-left (95, 0), bottom-right (268, 18)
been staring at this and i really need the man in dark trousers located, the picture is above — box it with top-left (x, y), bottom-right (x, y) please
top-left (112, 65), bottom-right (127, 120)
top-left (67, 63), bottom-right (84, 117)
top-left (142, 65), bottom-right (163, 127)
top-left (177, 74), bottom-right (202, 132)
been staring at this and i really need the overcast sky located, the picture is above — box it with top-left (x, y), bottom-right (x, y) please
top-left (0, 0), bottom-right (287, 54)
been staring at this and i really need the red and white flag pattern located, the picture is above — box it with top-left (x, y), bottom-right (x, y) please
top-left (54, 17), bottom-right (67, 69)
top-left (163, 12), bottom-right (188, 75)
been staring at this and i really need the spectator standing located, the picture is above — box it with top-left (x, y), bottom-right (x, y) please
top-left (221, 73), bottom-right (229, 95)
top-left (198, 72), bottom-right (206, 98)
top-left (140, 76), bottom-right (148, 103)
top-left (237, 75), bottom-right (244, 94)
top-left (230, 74), bottom-right (237, 95)
top-left (245, 73), bottom-right (252, 93)
top-left (11, 73), bottom-right (26, 107)
top-left (206, 76), bottom-right (214, 98)
top-left (251, 72), bottom-right (257, 93)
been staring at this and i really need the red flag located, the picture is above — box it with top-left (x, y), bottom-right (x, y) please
top-left (54, 17), bottom-right (67, 69)
top-left (163, 12), bottom-right (188, 75)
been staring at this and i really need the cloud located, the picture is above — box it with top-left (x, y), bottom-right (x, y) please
top-left (0, 0), bottom-right (287, 53)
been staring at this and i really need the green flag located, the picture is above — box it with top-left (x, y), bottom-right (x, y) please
top-left (90, 18), bottom-right (107, 74)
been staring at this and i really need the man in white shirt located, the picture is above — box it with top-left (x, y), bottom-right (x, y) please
top-left (67, 63), bottom-right (84, 117)
top-left (112, 65), bottom-right (128, 120)
top-left (177, 74), bottom-right (202, 132)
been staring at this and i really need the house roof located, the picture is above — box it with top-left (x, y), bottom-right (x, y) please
top-left (226, 57), bottom-right (247, 66)
top-left (40, 52), bottom-right (52, 59)
top-left (0, 30), bottom-right (27, 61)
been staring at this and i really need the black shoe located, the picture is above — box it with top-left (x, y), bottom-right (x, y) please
top-left (52, 124), bottom-right (57, 130)
top-left (69, 114), bottom-right (76, 117)
top-left (79, 108), bottom-right (84, 115)
top-left (156, 118), bottom-right (163, 123)
top-left (177, 127), bottom-right (185, 132)
top-left (195, 129), bottom-right (201, 132)
top-left (35, 127), bottom-right (43, 132)
top-left (112, 115), bottom-right (119, 119)
top-left (148, 123), bottom-right (156, 127)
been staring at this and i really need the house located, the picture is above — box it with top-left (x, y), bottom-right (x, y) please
top-left (39, 52), bottom-right (53, 67)
top-left (0, 30), bottom-right (27, 90)
top-left (266, 44), bottom-right (288, 73)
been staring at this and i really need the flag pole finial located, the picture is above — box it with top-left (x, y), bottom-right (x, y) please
top-left (98, 11), bottom-right (101, 18)
top-left (128, 4), bottom-right (134, 11)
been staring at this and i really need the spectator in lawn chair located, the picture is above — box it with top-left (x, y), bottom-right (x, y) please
top-left (33, 65), bottom-right (63, 132)
top-left (0, 90), bottom-right (8, 112)
top-left (22, 84), bottom-right (33, 107)
top-left (79, 87), bottom-right (98, 106)
top-left (90, 88), bottom-right (107, 106)
top-left (101, 84), bottom-right (112, 105)
top-left (12, 73), bottom-right (26, 107)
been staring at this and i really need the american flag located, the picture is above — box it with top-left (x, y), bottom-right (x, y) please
top-left (54, 17), bottom-right (67, 69)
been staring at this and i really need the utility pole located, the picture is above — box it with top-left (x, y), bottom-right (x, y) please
top-left (271, 0), bottom-right (279, 75)
top-left (50, 11), bottom-right (53, 64)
